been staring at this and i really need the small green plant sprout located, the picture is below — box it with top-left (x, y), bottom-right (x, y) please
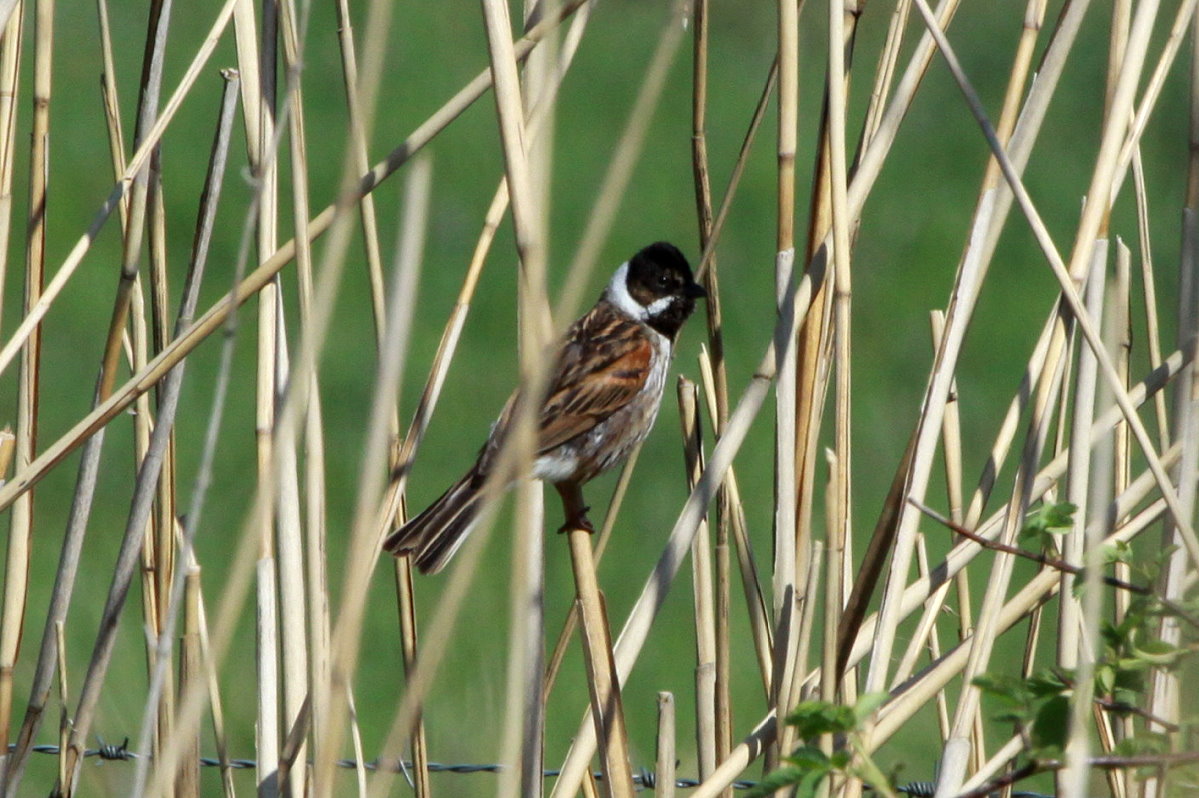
top-left (746, 693), bottom-right (896, 798)
top-left (1019, 500), bottom-right (1077, 551)
top-left (974, 670), bottom-right (1072, 760)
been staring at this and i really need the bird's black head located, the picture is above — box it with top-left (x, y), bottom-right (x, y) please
top-left (619, 242), bottom-right (706, 339)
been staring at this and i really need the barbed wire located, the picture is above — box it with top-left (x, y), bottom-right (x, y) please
top-left (8, 741), bottom-right (1052, 796)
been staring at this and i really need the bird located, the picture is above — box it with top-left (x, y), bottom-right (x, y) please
top-left (384, 241), bottom-right (707, 574)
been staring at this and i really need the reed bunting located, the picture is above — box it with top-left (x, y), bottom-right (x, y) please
top-left (384, 241), bottom-right (707, 573)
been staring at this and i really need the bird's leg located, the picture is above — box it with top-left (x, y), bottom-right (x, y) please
top-left (554, 482), bottom-right (594, 534)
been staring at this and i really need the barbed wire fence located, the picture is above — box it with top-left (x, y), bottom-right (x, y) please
top-left (8, 739), bottom-right (998, 796)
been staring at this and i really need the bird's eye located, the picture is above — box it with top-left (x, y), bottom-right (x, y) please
top-left (657, 274), bottom-right (671, 288)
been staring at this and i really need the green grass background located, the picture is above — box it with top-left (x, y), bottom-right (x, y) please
top-left (2, 0), bottom-right (1190, 793)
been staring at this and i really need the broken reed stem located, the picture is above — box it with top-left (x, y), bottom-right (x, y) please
top-left (655, 692), bottom-right (676, 798)
top-left (677, 378), bottom-right (716, 779)
top-left (568, 525), bottom-right (634, 798)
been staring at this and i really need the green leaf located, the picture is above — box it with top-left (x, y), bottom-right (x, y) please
top-left (1030, 694), bottom-right (1070, 755)
top-left (784, 746), bottom-right (830, 769)
top-left (743, 762), bottom-right (820, 790)
top-left (1021, 501), bottom-right (1077, 544)
top-left (787, 700), bottom-right (858, 738)
top-left (1112, 732), bottom-right (1169, 758)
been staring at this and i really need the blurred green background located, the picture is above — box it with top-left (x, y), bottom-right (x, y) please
top-left (2, 0), bottom-right (1191, 794)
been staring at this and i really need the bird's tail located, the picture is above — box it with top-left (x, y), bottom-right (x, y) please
top-left (383, 466), bottom-right (487, 574)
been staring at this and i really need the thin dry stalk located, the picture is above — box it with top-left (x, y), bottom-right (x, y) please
top-left (688, 0), bottom-right (732, 776)
top-left (825, 0), bottom-right (854, 685)
top-left (391, 560), bottom-right (429, 798)
top-left (478, 3), bottom-right (552, 796)
top-left (334, 0), bottom-right (389, 349)
top-left (176, 570), bottom-right (202, 798)
top-left (821, 452), bottom-right (844, 710)
top-left (929, 311), bottom-right (975, 703)
top-left (677, 378), bottom-right (716, 779)
top-left (1112, 241), bottom-right (1135, 767)
top-left (0, 0), bottom-right (21, 332)
top-left (0, 0), bottom-right (42, 756)
top-left (232, 0), bottom-right (284, 788)
top-left (698, 350), bottom-right (773, 697)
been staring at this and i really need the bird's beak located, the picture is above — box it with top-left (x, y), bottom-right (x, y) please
top-left (685, 281), bottom-right (708, 299)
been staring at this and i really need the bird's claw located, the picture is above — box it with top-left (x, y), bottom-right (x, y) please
top-left (558, 506), bottom-right (594, 534)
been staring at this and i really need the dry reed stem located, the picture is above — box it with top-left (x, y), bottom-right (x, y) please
top-left (677, 378), bottom-right (717, 778)
top-left (0, 0), bottom-right (40, 783)
top-left (276, 5), bottom-right (317, 796)
top-left (1060, 254), bottom-right (1110, 798)
top-left (655, 691), bottom-right (676, 798)
top-left (391, 560), bottom-right (429, 798)
top-left (689, 713), bottom-right (778, 798)
top-left (821, 451), bottom-right (844, 712)
top-left (69, 66), bottom-right (235, 791)
top-left (859, 0), bottom-right (909, 150)
top-left (1143, 10), bottom-right (1199, 786)
top-left (334, 0), bottom-right (389, 350)
top-left (542, 445), bottom-right (642, 701)
top-left (175, 570), bottom-right (201, 798)
top-left (327, 3), bottom-right (404, 778)
top-left (927, 313), bottom-right (975, 739)
top-left (688, 1), bottom-right (732, 779)
top-left (1111, 243), bottom-right (1135, 778)
top-left (569, 529), bottom-right (635, 798)
top-left (830, 0), bottom-right (967, 698)
top-left (0, 1), bottom-right (21, 334)
top-left (771, 1), bottom-right (800, 738)
top-left (1059, 252), bottom-right (1107, 671)
top-left (826, 0), bottom-right (854, 696)
top-left (232, 3), bottom-right (284, 791)
top-left (698, 350), bottom-right (773, 696)
top-left (0, 2), bottom-right (24, 786)
top-left (478, 1), bottom-right (552, 794)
